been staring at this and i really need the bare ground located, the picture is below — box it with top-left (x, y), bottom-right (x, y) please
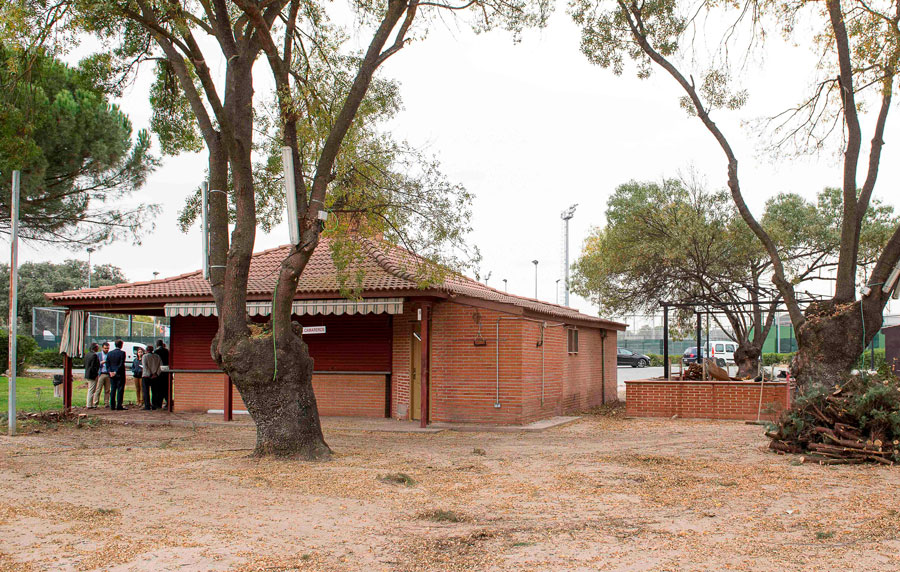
top-left (1, 406), bottom-right (899, 572)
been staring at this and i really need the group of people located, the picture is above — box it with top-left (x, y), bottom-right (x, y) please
top-left (83, 340), bottom-right (170, 411)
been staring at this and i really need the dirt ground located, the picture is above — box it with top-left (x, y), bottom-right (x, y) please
top-left (2, 407), bottom-right (899, 572)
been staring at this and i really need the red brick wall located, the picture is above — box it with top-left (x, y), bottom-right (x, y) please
top-left (171, 304), bottom-right (619, 424)
top-left (625, 380), bottom-right (790, 421)
top-left (392, 300), bottom-right (619, 425)
top-left (173, 372), bottom-right (385, 417)
top-left (428, 303), bottom-right (525, 424)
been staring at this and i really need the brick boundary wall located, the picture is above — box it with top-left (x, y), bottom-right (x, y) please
top-left (625, 380), bottom-right (790, 421)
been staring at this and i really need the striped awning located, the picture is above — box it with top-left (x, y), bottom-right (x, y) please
top-left (164, 298), bottom-right (404, 318)
top-left (58, 310), bottom-right (85, 357)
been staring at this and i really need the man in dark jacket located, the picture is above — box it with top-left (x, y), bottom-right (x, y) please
top-left (106, 340), bottom-right (128, 410)
top-left (84, 343), bottom-right (101, 409)
top-left (154, 340), bottom-right (170, 410)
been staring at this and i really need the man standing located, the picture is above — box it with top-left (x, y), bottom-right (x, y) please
top-left (95, 342), bottom-right (111, 408)
top-left (84, 343), bottom-right (101, 408)
top-left (155, 340), bottom-right (170, 410)
top-left (141, 345), bottom-right (162, 410)
top-left (106, 340), bottom-right (128, 411)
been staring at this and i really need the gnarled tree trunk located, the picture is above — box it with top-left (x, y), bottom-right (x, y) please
top-left (221, 330), bottom-right (331, 458)
top-left (733, 343), bottom-right (761, 378)
top-left (791, 300), bottom-right (883, 389)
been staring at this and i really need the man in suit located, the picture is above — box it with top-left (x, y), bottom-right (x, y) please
top-left (84, 343), bottom-right (101, 409)
top-left (106, 340), bottom-right (128, 411)
top-left (95, 342), bottom-right (111, 408)
top-left (141, 346), bottom-right (163, 410)
top-left (154, 340), bottom-right (170, 410)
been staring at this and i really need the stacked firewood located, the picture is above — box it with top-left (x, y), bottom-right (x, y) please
top-left (766, 379), bottom-right (899, 466)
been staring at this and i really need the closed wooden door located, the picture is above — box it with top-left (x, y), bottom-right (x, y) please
top-left (411, 324), bottom-right (422, 420)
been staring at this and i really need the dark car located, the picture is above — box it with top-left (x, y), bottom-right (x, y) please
top-left (682, 346), bottom-right (704, 365)
top-left (617, 348), bottom-right (650, 368)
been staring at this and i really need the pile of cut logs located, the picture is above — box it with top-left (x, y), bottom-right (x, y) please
top-left (767, 387), bottom-right (898, 465)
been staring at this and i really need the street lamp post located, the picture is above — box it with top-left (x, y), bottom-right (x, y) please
top-left (560, 204), bottom-right (578, 306)
top-left (86, 247), bottom-right (95, 338)
top-left (532, 260), bottom-right (539, 299)
top-left (502, 279), bottom-right (507, 292)
top-left (555, 279), bottom-right (561, 304)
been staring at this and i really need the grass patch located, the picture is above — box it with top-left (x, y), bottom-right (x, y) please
top-left (0, 376), bottom-right (139, 413)
top-left (419, 509), bottom-right (465, 523)
top-left (96, 508), bottom-right (120, 516)
top-left (511, 541), bottom-right (535, 548)
top-left (472, 448), bottom-right (486, 456)
top-left (378, 472), bottom-right (416, 487)
top-left (816, 531), bottom-right (835, 540)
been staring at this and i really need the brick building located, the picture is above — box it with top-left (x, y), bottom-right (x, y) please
top-left (46, 239), bottom-right (625, 425)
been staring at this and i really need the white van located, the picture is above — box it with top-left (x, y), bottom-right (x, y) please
top-left (709, 340), bottom-right (737, 365)
top-left (99, 341), bottom-right (146, 365)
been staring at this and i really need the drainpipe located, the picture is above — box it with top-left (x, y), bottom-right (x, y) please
top-left (600, 329), bottom-right (607, 404)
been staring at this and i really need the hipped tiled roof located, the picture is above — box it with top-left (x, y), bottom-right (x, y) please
top-left (46, 239), bottom-right (625, 329)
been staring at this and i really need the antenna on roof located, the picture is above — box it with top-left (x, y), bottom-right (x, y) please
top-left (201, 181), bottom-right (209, 280)
top-left (282, 146), bottom-right (301, 246)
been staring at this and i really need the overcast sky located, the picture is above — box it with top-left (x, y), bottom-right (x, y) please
top-left (13, 8), bottom-right (900, 319)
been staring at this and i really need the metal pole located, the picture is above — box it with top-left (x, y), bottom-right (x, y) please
top-left (663, 303), bottom-right (670, 380)
top-left (696, 312), bottom-right (702, 363)
top-left (775, 314), bottom-right (780, 353)
top-left (8, 171), bottom-right (20, 436)
top-left (532, 260), bottom-right (538, 299)
top-left (555, 279), bottom-right (561, 304)
top-left (564, 216), bottom-right (570, 306)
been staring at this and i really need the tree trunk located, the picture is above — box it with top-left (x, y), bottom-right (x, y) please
top-left (733, 343), bottom-right (761, 378)
top-left (221, 329), bottom-right (331, 459)
top-left (792, 300), bottom-right (882, 390)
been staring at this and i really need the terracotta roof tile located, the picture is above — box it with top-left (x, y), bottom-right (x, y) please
top-left (46, 238), bottom-right (625, 329)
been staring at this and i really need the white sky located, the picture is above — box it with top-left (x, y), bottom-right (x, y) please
top-left (14, 8), bottom-right (900, 319)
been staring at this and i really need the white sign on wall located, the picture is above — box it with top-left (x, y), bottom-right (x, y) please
top-left (302, 326), bottom-right (326, 335)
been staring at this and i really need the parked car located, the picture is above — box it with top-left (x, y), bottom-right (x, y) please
top-left (682, 346), bottom-right (704, 365)
top-left (617, 347), bottom-right (650, 368)
top-left (709, 340), bottom-right (737, 365)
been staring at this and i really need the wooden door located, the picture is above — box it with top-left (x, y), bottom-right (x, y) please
top-left (410, 324), bottom-right (422, 420)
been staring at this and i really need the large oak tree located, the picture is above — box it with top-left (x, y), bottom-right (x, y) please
top-left (571, 0), bottom-right (900, 388)
top-left (20, 0), bottom-right (548, 458)
top-left (572, 179), bottom-right (897, 377)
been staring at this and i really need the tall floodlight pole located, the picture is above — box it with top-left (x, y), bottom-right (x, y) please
top-left (502, 279), bottom-right (508, 292)
top-left (532, 260), bottom-right (539, 298)
top-left (560, 204), bottom-right (578, 306)
top-left (555, 279), bottom-right (561, 304)
top-left (86, 247), bottom-right (94, 338)
top-left (8, 171), bottom-right (20, 436)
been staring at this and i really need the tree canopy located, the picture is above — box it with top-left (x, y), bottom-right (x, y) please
top-left (0, 260), bottom-right (126, 331)
top-left (0, 43), bottom-right (159, 245)
top-left (572, 178), bottom-right (897, 375)
top-left (570, 0), bottom-right (900, 385)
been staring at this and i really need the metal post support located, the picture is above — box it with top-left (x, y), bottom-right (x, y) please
top-left (775, 315), bottom-right (780, 353)
top-left (419, 303), bottom-right (431, 428)
top-left (63, 353), bottom-right (73, 412)
top-left (696, 312), bottom-right (702, 363)
top-left (224, 375), bottom-right (233, 421)
top-left (663, 304), bottom-right (670, 380)
top-left (8, 171), bottom-right (20, 436)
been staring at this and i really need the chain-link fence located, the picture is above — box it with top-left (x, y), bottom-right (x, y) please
top-left (31, 307), bottom-right (169, 350)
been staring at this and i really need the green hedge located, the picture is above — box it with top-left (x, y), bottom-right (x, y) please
top-left (1, 330), bottom-right (38, 372)
top-left (632, 349), bottom-right (890, 370)
top-left (647, 354), bottom-right (681, 367)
